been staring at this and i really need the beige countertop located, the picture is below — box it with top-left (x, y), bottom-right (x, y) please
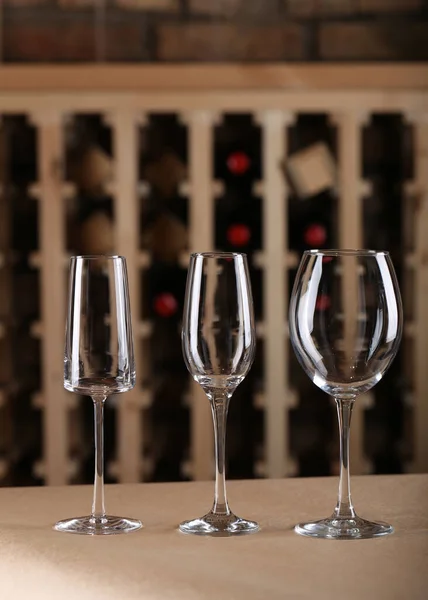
top-left (0, 475), bottom-right (427, 600)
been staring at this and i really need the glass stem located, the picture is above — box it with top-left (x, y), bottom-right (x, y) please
top-left (209, 391), bottom-right (231, 515)
top-left (333, 398), bottom-right (356, 519)
top-left (91, 395), bottom-right (107, 520)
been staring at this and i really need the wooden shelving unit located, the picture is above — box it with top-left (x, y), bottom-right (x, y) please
top-left (0, 64), bottom-right (427, 485)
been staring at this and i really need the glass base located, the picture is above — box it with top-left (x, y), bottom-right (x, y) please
top-left (295, 515), bottom-right (394, 540)
top-left (54, 515), bottom-right (142, 535)
top-left (179, 511), bottom-right (259, 537)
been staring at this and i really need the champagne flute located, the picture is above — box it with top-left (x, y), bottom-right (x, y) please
top-left (54, 255), bottom-right (142, 535)
top-left (179, 252), bottom-right (259, 536)
top-left (289, 250), bottom-right (403, 539)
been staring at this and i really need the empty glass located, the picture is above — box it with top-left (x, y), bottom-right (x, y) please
top-left (54, 255), bottom-right (142, 535)
top-left (289, 250), bottom-right (403, 539)
top-left (179, 252), bottom-right (259, 535)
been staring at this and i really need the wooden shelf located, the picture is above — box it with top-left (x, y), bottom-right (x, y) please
top-left (253, 251), bottom-right (300, 270)
top-left (29, 321), bottom-right (43, 338)
top-left (137, 321), bottom-right (153, 338)
top-left (29, 252), bottom-right (70, 269)
top-left (0, 63), bottom-right (426, 483)
top-left (32, 392), bottom-right (77, 410)
top-left (107, 457), bottom-right (154, 480)
top-left (404, 323), bottom-right (415, 337)
top-left (28, 182), bottom-right (75, 200)
top-left (254, 457), bottom-right (298, 478)
top-left (136, 251), bottom-right (151, 268)
top-left (33, 458), bottom-right (79, 481)
top-left (256, 321), bottom-right (289, 338)
top-left (179, 180), bottom-right (224, 199)
top-left (253, 388), bottom-right (298, 409)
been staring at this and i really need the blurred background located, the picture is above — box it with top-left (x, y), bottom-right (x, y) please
top-left (0, 0), bottom-right (427, 487)
top-left (1, 0), bottom-right (428, 63)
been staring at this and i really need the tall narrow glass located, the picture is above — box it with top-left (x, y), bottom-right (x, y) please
top-left (179, 252), bottom-right (259, 536)
top-left (289, 250), bottom-right (403, 539)
top-left (54, 255), bottom-right (142, 535)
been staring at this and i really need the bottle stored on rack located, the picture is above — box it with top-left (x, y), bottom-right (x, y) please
top-left (225, 149), bottom-right (252, 179)
top-left (148, 384), bottom-right (190, 482)
top-left (226, 375), bottom-right (259, 479)
top-left (214, 114), bottom-right (261, 190)
top-left (69, 145), bottom-right (113, 198)
top-left (215, 192), bottom-right (262, 253)
top-left (11, 388), bottom-right (43, 486)
top-left (146, 262), bottom-right (187, 321)
top-left (360, 116), bottom-right (406, 475)
top-left (142, 210), bottom-right (188, 265)
top-left (7, 116), bottom-right (37, 185)
top-left (141, 113), bottom-right (188, 200)
top-left (364, 367), bottom-right (406, 474)
top-left (66, 114), bottom-right (113, 195)
top-left (69, 193), bottom-right (114, 256)
top-left (288, 189), bottom-right (336, 254)
top-left (143, 262), bottom-right (188, 379)
top-left (289, 389), bottom-right (335, 477)
top-left (361, 117), bottom-right (404, 261)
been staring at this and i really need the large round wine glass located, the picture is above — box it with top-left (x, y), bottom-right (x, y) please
top-left (55, 255), bottom-right (142, 535)
top-left (289, 250), bottom-right (403, 540)
top-left (179, 252), bottom-right (259, 536)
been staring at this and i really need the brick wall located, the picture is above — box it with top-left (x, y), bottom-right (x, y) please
top-left (1, 0), bottom-right (428, 62)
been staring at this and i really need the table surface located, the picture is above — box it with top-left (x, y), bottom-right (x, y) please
top-left (0, 475), bottom-right (427, 600)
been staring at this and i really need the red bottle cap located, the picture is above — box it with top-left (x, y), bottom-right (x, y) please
top-left (304, 224), bottom-right (327, 247)
top-left (153, 293), bottom-right (178, 318)
top-left (227, 151), bottom-right (251, 175)
top-left (227, 224), bottom-right (251, 247)
top-left (316, 295), bottom-right (331, 311)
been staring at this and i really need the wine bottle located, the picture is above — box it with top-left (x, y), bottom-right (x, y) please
top-left (8, 116), bottom-right (37, 185)
top-left (66, 117), bottom-right (115, 257)
top-left (249, 266), bottom-right (263, 322)
top-left (288, 189), bottom-right (336, 254)
top-left (144, 262), bottom-right (188, 377)
top-left (141, 114), bottom-right (187, 199)
top-left (361, 115), bottom-right (406, 475)
top-left (215, 192), bottom-right (262, 253)
top-left (146, 262), bottom-right (187, 320)
top-left (214, 114), bottom-right (261, 189)
top-left (226, 150), bottom-right (252, 177)
top-left (362, 114), bottom-right (404, 266)
top-left (226, 375), bottom-right (259, 479)
top-left (69, 145), bottom-right (113, 197)
top-left (289, 391), bottom-right (335, 477)
top-left (66, 115), bottom-right (112, 190)
top-left (142, 210), bottom-right (188, 264)
top-left (11, 388), bottom-right (43, 485)
top-left (149, 377), bottom-right (189, 482)
top-left (11, 190), bottom-right (39, 257)
top-left (70, 193), bottom-right (114, 256)
top-left (153, 292), bottom-right (179, 319)
top-left (9, 189), bottom-right (41, 326)
top-left (142, 150), bottom-right (187, 200)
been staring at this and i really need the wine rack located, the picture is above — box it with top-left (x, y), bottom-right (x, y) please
top-left (0, 64), bottom-right (427, 486)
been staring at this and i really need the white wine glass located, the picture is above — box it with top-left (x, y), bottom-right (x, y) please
top-left (179, 252), bottom-right (259, 536)
top-left (54, 255), bottom-right (142, 535)
top-left (289, 250), bottom-right (403, 539)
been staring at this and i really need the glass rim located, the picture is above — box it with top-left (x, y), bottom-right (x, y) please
top-left (191, 252), bottom-right (246, 259)
top-left (71, 255), bottom-right (125, 260)
top-left (304, 249), bottom-right (389, 257)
